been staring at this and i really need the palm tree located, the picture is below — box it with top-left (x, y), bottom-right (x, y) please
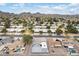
top-left (22, 35), bottom-right (33, 45)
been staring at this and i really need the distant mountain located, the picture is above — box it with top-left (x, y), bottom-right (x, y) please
top-left (0, 11), bottom-right (79, 21)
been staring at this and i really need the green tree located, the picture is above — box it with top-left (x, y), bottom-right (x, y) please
top-left (39, 31), bottom-right (43, 34)
top-left (21, 19), bottom-right (28, 28)
top-left (47, 30), bottom-right (52, 35)
top-left (66, 24), bottom-right (78, 34)
top-left (56, 28), bottom-right (63, 35)
top-left (22, 35), bottom-right (33, 45)
top-left (13, 17), bottom-right (22, 26)
top-left (72, 21), bottom-right (75, 25)
top-left (1, 28), bottom-right (7, 34)
top-left (58, 17), bottom-right (65, 21)
top-left (53, 18), bottom-right (59, 22)
top-left (47, 17), bottom-right (52, 23)
top-left (76, 21), bottom-right (79, 24)
top-left (21, 30), bottom-right (25, 33)
top-left (47, 26), bottom-right (50, 29)
top-left (67, 20), bottom-right (71, 24)
top-left (30, 29), bottom-right (34, 34)
top-left (59, 24), bottom-right (64, 28)
top-left (4, 18), bottom-right (10, 28)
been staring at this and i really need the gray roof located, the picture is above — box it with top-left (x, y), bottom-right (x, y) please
top-left (31, 43), bottom-right (48, 54)
top-left (0, 37), bottom-right (13, 46)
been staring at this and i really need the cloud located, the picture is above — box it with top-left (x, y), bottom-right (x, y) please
top-left (68, 3), bottom-right (79, 7)
top-left (12, 3), bottom-right (25, 7)
top-left (34, 5), bottom-right (66, 14)
top-left (38, 5), bottom-right (60, 10)
top-left (0, 3), bottom-right (6, 6)
top-left (11, 3), bottom-right (79, 14)
top-left (12, 4), bottom-right (19, 7)
top-left (52, 6), bottom-right (64, 10)
top-left (0, 3), bottom-right (79, 14)
top-left (37, 4), bottom-right (67, 11)
top-left (16, 9), bottom-right (30, 14)
top-left (10, 3), bottom-right (25, 10)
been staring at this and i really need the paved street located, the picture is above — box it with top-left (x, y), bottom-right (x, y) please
top-left (0, 35), bottom-right (79, 38)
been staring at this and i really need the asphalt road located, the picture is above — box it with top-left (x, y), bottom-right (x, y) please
top-left (0, 35), bottom-right (79, 38)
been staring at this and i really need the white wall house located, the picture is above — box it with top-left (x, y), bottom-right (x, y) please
top-left (33, 24), bottom-right (57, 36)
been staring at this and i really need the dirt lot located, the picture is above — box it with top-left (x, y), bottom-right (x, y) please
top-left (48, 47), bottom-right (68, 56)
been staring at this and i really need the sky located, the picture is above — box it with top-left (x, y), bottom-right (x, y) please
top-left (0, 3), bottom-right (79, 15)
